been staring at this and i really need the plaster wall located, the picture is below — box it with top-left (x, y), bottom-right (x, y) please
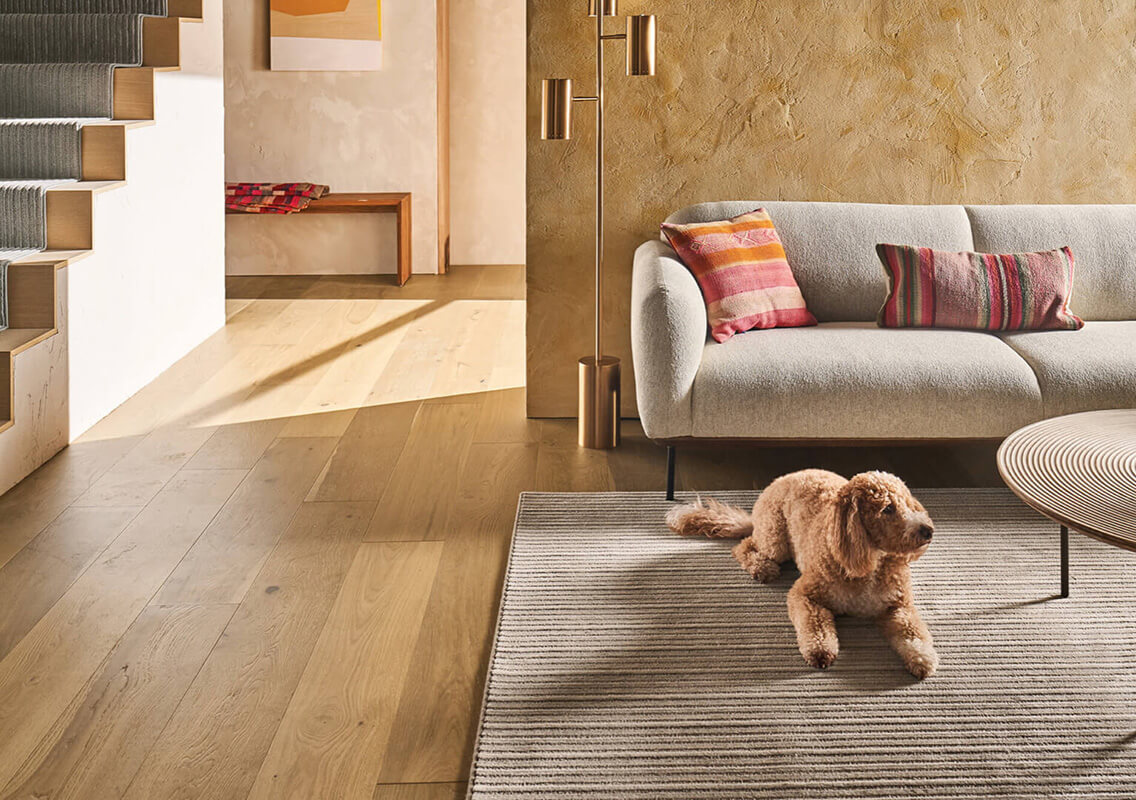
top-left (525, 0), bottom-right (1136, 417)
top-left (224, 0), bottom-right (440, 276)
top-left (449, 0), bottom-right (526, 266)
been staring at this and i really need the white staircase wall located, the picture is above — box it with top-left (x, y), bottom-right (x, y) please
top-left (66, 5), bottom-right (226, 436)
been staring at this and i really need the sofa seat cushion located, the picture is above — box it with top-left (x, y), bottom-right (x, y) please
top-left (691, 323), bottom-right (1043, 439)
top-left (999, 322), bottom-right (1136, 417)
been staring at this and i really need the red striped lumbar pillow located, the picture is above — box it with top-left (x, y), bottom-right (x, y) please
top-left (875, 243), bottom-right (1084, 331)
top-left (661, 209), bottom-right (816, 342)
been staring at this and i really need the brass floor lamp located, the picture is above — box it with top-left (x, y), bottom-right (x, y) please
top-left (540, 1), bottom-right (657, 449)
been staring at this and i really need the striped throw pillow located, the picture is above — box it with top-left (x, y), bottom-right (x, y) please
top-left (876, 244), bottom-right (1084, 331)
top-left (661, 209), bottom-right (816, 342)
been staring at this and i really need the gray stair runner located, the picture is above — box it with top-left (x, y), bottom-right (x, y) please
top-left (0, 14), bottom-right (146, 65)
top-left (0, 120), bottom-right (85, 179)
top-left (0, 0), bottom-right (167, 12)
top-left (0, 64), bottom-right (116, 118)
top-left (0, 7), bottom-right (173, 331)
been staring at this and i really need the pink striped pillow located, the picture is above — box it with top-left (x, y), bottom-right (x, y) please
top-left (876, 243), bottom-right (1084, 331)
top-left (661, 209), bottom-right (816, 342)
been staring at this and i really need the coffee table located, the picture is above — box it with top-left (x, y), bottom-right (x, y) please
top-left (997, 409), bottom-right (1136, 598)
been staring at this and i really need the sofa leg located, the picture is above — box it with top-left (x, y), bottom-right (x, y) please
top-left (666, 446), bottom-right (676, 501)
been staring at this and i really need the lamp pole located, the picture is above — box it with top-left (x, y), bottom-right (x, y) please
top-left (541, 1), bottom-right (657, 449)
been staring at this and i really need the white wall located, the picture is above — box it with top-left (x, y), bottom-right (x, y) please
top-left (449, 0), bottom-right (526, 266)
top-left (67, 2), bottom-right (227, 435)
top-left (224, 0), bottom-right (440, 276)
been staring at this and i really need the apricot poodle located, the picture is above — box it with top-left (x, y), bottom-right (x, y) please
top-left (667, 469), bottom-right (939, 679)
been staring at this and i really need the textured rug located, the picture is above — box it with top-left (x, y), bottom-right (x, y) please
top-left (470, 490), bottom-right (1136, 799)
top-left (0, 0), bottom-right (166, 11)
top-left (0, 14), bottom-right (146, 65)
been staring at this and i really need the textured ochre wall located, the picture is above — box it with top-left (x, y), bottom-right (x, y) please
top-left (526, 0), bottom-right (1136, 417)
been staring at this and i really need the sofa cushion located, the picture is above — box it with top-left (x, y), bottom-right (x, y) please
top-left (999, 322), bottom-right (1136, 417)
top-left (966, 205), bottom-right (1136, 321)
top-left (876, 243), bottom-right (1083, 331)
top-left (690, 323), bottom-right (1042, 439)
top-left (661, 209), bottom-right (816, 341)
top-left (665, 202), bottom-right (974, 323)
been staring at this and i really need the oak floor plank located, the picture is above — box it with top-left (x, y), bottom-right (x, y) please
top-left (2, 603), bottom-right (235, 800)
top-left (122, 501), bottom-right (374, 800)
top-left (184, 419), bottom-right (288, 470)
top-left (0, 437), bottom-right (144, 570)
top-left (71, 426), bottom-right (216, 508)
top-left (247, 541), bottom-right (443, 800)
top-left (378, 443), bottom-right (537, 783)
top-left (473, 387), bottom-right (539, 444)
top-left (365, 403), bottom-right (480, 542)
top-left (0, 469), bottom-right (246, 790)
top-left (152, 436), bottom-right (338, 606)
top-left (307, 400), bottom-right (421, 503)
top-left (0, 506), bottom-right (141, 661)
top-left (278, 300), bottom-right (416, 437)
top-left (373, 782), bottom-right (467, 800)
top-left (427, 302), bottom-right (501, 403)
top-left (362, 300), bottom-right (454, 408)
top-left (535, 420), bottom-right (615, 492)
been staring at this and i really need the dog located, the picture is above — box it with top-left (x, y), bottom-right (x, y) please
top-left (667, 469), bottom-right (939, 679)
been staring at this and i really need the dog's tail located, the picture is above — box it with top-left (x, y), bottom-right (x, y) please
top-left (666, 497), bottom-right (754, 539)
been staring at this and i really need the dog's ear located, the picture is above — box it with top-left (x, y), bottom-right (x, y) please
top-left (830, 484), bottom-right (876, 578)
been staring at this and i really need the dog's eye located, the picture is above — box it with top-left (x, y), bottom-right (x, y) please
top-left (883, 503), bottom-right (896, 515)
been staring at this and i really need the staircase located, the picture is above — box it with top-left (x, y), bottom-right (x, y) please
top-left (0, 0), bottom-right (223, 494)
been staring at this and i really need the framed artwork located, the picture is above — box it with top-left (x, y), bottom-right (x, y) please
top-left (270, 0), bottom-right (382, 72)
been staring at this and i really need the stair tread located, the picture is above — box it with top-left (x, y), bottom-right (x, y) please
top-left (0, 327), bottom-right (55, 355)
top-left (48, 179), bottom-right (125, 193)
top-left (11, 249), bottom-right (91, 267)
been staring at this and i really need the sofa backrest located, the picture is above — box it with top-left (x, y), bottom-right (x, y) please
top-left (966, 205), bottom-right (1136, 321)
top-left (664, 201), bottom-right (974, 322)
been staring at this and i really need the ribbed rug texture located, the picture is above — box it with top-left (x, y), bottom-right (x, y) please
top-left (0, 0), bottom-right (166, 12)
top-left (0, 14), bottom-right (145, 65)
top-left (0, 121), bottom-right (83, 179)
top-left (470, 490), bottom-right (1136, 799)
top-left (0, 64), bottom-right (116, 118)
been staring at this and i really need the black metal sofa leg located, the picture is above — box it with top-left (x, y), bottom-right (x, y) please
top-left (666, 446), bottom-right (676, 501)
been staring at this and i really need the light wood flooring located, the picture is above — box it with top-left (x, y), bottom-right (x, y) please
top-left (0, 267), bottom-right (1002, 799)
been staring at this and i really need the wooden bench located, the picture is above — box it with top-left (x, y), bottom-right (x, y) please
top-left (227, 191), bottom-right (413, 286)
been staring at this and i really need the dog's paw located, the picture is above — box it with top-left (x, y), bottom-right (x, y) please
top-left (902, 639), bottom-right (939, 680)
top-left (731, 542), bottom-right (781, 583)
top-left (803, 648), bottom-right (838, 670)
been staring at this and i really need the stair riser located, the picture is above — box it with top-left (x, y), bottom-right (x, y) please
top-left (113, 67), bottom-right (155, 119)
top-left (82, 126), bottom-right (127, 181)
top-left (46, 191), bottom-right (93, 251)
top-left (4, 263), bottom-right (56, 329)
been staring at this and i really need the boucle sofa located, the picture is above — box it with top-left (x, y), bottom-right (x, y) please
top-left (631, 202), bottom-right (1136, 496)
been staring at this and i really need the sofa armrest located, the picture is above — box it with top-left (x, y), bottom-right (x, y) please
top-left (631, 239), bottom-right (707, 439)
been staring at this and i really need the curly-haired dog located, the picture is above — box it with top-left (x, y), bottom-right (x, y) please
top-left (667, 470), bottom-right (938, 679)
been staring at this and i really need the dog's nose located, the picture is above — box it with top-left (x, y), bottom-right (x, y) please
top-left (917, 525), bottom-right (934, 542)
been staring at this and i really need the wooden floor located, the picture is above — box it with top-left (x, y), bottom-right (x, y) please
top-left (0, 267), bottom-right (1003, 800)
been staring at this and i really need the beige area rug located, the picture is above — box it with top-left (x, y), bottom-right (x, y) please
top-left (469, 490), bottom-right (1136, 799)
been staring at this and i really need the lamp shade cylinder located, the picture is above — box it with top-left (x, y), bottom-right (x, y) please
top-left (587, 0), bottom-right (618, 16)
top-left (626, 15), bottom-right (656, 76)
top-left (541, 78), bottom-right (573, 140)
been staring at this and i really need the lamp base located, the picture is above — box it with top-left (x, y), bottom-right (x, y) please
top-left (578, 355), bottom-right (621, 449)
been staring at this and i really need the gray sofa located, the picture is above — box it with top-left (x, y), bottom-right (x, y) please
top-left (631, 201), bottom-right (1136, 490)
